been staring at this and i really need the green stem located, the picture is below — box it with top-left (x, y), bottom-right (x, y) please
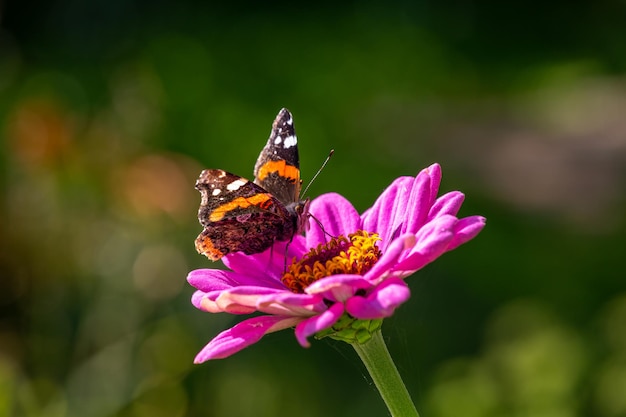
top-left (352, 330), bottom-right (420, 417)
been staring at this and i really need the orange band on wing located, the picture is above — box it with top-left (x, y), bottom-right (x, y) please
top-left (256, 160), bottom-right (299, 183)
top-left (195, 234), bottom-right (224, 261)
top-left (209, 193), bottom-right (273, 222)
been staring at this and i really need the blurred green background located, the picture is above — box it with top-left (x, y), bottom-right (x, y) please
top-left (1, 1), bottom-right (626, 416)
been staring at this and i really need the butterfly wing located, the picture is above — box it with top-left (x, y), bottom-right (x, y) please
top-left (253, 108), bottom-right (301, 205)
top-left (194, 169), bottom-right (297, 260)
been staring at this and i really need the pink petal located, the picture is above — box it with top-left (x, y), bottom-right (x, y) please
top-left (286, 236), bottom-right (308, 260)
top-left (447, 215), bottom-right (486, 251)
top-left (400, 167), bottom-right (434, 236)
top-left (194, 315), bottom-right (303, 362)
top-left (414, 215), bottom-right (458, 249)
top-left (364, 233), bottom-right (416, 283)
top-left (295, 302), bottom-right (345, 347)
top-left (192, 287), bottom-right (284, 314)
top-left (362, 164), bottom-right (442, 251)
top-left (428, 191), bottom-right (465, 220)
top-left (304, 274), bottom-right (372, 302)
top-left (256, 291), bottom-right (328, 316)
top-left (222, 237), bottom-right (306, 279)
top-left (191, 290), bottom-right (236, 314)
top-left (426, 163), bottom-right (442, 205)
top-left (345, 278), bottom-right (410, 319)
top-left (361, 176), bottom-right (414, 246)
top-left (188, 269), bottom-right (283, 292)
top-left (393, 215), bottom-right (458, 272)
top-left (393, 251), bottom-right (435, 275)
top-left (213, 287), bottom-right (287, 313)
top-left (307, 193), bottom-right (361, 247)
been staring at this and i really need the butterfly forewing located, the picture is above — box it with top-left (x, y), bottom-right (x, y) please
top-left (253, 108), bottom-right (301, 205)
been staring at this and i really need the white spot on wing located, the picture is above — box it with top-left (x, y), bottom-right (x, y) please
top-left (283, 135), bottom-right (297, 148)
top-left (274, 137), bottom-right (282, 145)
top-left (212, 188), bottom-right (221, 196)
top-left (226, 179), bottom-right (248, 191)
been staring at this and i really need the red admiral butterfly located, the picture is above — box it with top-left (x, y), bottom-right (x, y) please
top-left (195, 108), bottom-right (309, 261)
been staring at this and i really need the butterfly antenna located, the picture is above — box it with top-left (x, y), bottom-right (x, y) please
top-left (301, 149), bottom-right (334, 197)
top-left (309, 213), bottom-right (335, 241)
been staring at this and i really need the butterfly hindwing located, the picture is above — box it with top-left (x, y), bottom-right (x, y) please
top-left (194, 169), bottom-right (296, 260)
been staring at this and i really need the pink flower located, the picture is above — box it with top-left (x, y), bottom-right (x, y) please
top-left (188, 163), bottom-right (485, 362)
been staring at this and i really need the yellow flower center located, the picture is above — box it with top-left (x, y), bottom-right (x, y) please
top-left (281, 230), bottom-right (382, 293)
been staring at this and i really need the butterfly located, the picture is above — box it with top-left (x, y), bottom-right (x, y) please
top-left (194, 108), bottom-right (309, 261)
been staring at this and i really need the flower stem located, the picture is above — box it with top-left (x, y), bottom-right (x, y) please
top-left (352, 330), bottom-right (420, 417)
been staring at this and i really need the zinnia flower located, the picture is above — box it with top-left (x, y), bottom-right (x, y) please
top-left (188, 163), bottom-right (485, 362)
